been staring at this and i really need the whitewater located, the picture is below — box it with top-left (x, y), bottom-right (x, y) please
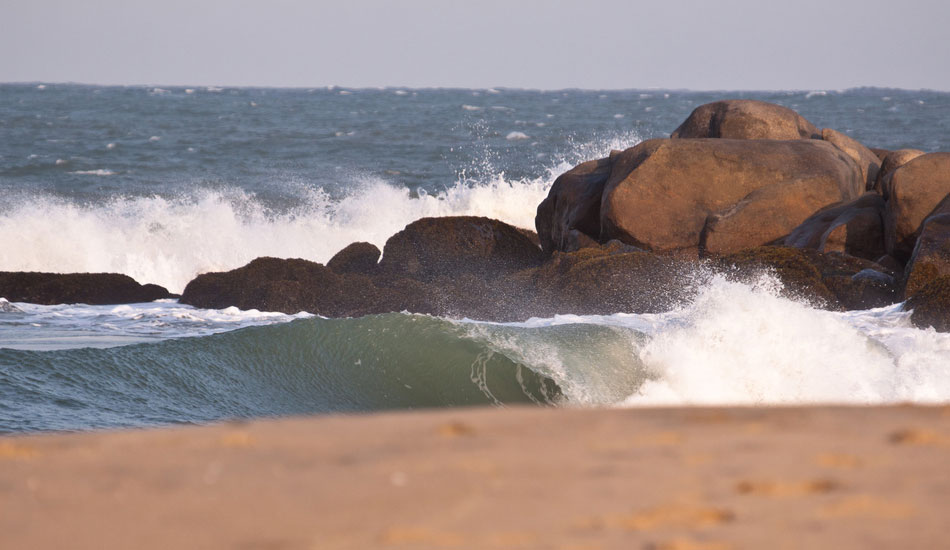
top-left (2, 84), bottom-right (950, 432)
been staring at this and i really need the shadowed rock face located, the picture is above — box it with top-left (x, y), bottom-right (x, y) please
top-left (903, 195), bottom-right (950, 299)
top-left (534, 156), bottom-right (614, 254)
top-left (0, 272), bottom-right (172, 305)
top-left (784, 193), bottom-right (886, 261)
top-left (876, 149), bottom-right (925, 197)
top-left (884, 153), bottom-right (950, 262)
top-left (326, 242), bottom-right (381, 275)
top-left (671, 99), bottom-right (821, 140)
top-left (598, 139), bottom-right (864, 256)
top-left (906, 276), bottom-right (950, 331)
top-left (821, 128), bottom-right (881, 191)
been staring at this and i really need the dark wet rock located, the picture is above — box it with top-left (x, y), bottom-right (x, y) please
top-left (717, 247), bottom-right (898, 310)
top-left (671, 99), bottom-right (821, 140)
top-left (903, 195), bottom-right (950, 299)
top-left (534, 156), bottom-right (613, 253)
top-left (884, 153), bottom-right (950, 262)
top-left (783, 193), bottom-right (886, 261)
top-left (821, 128), bottom-right (881, 191)
top-left (597, 138), bottom-right (863, 256)
top-left (905, 276), bottom-right (950, 332)
top-left (379, 216), bottom-right (544, 282)
top-left (0, 272), bottom-right (173, 305)
top-left (326, 242), bottom-right (381, 275)
top-left (876, 148), bottom-right (925, 197)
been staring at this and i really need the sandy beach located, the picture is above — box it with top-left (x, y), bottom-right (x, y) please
top-left (3, 404), bottom-right (949, 549)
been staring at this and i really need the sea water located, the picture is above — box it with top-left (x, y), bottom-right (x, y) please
top-left (2, 84), bottom-right (949, 432)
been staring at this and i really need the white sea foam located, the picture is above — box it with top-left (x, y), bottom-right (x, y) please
top-left (806, 90), bottom-right (828, 98)
top-left (473, 273), bottom-right (950, 406)
top-left (461, 104), bottom-right (483, 111)
top-left (506, 131), bottom-right (529, 140)
top-left (69, 169), bottom-right (116, 176)
top-left (0, 300), bottom-right (311, 351)
top-left (0, 133), bottom-right (639, 293)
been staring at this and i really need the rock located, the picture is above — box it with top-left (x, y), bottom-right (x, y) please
top-left (671, 99), bottom-right (821, 140)
top-left (903, 195), bottom-right (950, 298)
top-left (599, 138), bottom-right (864, 256)
top-left (870, 147), bottom-right (892, 162)
top-left (534, 156), bottom-right (613, 253)
top-left (717, 247), bottom-right (898, 310)
top-left (379, 216), bottom-right (544, 282)
top-left (0, 272), bottom-right (172, 306)
top-left (326, 242), bottom-right (381, 275)
top-left (876, 148), bottom-right (926, 197)
top-left (883, 153), bottom-right (950, 261)
top-left (521, 245), bottom-right (693, 316)
top-left (821, 128), bottom-right (881, 191)
top-left (905, 276), bottom-right (950, 332)
top-left (783, 193), bottom-right (886, 261)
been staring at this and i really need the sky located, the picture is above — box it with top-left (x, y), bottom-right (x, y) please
top-left (2, 0), bottom-right (948, 91)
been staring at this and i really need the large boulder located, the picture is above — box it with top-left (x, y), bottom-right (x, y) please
top-left (0, 272), bottom-right (172, 305)
top-left (883, 153), bottom-right (950, 261)
top-left (783, 193), bottom-right (886, 261)
top-left (379, 216), bottom-right (543, 281)
top-left (671, 99), bottom-right (821, 140)
top-left (905, 276), bottom-right (950, 332)
top-left (903, 195), bottom-right (950, 298)
top-left (876, 148), bottom-right (926, 197)
top-left (534, 155), bottom-right (614, 254)
top-left (326, 242), bottom-right (381, 275)
top-left (599, 138), bottom-right (864, 256)
top-left (717, 247), bottom-right (898, 310)
top-left (821, 128), bottom-right (881, 191)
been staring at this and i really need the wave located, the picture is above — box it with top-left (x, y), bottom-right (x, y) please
top-left (0, 133), bottom-right (638, 293)
top-left (3, 274), bottom-right (950, 432)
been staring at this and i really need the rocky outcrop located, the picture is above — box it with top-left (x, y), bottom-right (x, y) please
top-left (0, 272), bottom-right (172, 305)
top-left (326, 242), bottom-right (381, 275)
top-left (671, 99), bottom-right (821, 140)
top-left (821, 128), bottom-right (881, 191)
top-left (717, 247), bottom-right (898, 310)
top-left (379, 216), bottom-right (543, 281)
top-left (903, 195), bottom-right (950, 298)
top-left (876, 149), bottom-right (925, 196)
top-left (597, 138), bottom-right (864, 256)
top-left (783, 193), bottom-right (886, 261)
top-left (883, 153), bottom-right (950, 262)
top-left (905, 276), bottom-right (950, 332)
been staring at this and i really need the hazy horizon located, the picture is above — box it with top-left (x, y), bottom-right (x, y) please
top-left (3, 0), bottom-right (948, 92)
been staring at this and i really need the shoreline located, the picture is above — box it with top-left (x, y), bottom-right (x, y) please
top-left (3, 404), bottom-right (949, 549)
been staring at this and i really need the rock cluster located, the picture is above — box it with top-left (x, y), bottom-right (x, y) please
top-left (0, 272), bottom-right (172, 305)
top-left (5, 100), bottom-right (950, 331)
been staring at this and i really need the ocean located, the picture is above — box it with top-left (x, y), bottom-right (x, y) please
top-left (2, 84), bottom-right (950, 433)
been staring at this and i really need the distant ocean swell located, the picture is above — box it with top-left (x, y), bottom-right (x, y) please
top-left (4, 274), bottom-right (949, 433)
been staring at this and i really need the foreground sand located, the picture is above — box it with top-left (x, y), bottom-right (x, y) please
top-left (2, 405), bottom-right (950, 549)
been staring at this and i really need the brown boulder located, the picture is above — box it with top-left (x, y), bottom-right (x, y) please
top-left (884, 153), bottom-right (950, 262)
top-left (671, 99), bottom-right (821, 140)
top-left (534, 156), bottom-right (613, 253)
top-left (0, 272), bottom-right (172, 305)
top-left (905, 276), bottom-right (950, 332)
top-left (600, 138), bottom-right (864, 256)
top-left (876, 148), bottom-right (926, 197)
top-left (903, 195), bottom-right (950, 298)
top-left (821, 128), bottom-right (881, 191)
top-left (379, 216), bottom-right (543, 282)
top-left (783, 193), bottom-right (886, 261)
top-left (326, 242), bottom-right (381, 275)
